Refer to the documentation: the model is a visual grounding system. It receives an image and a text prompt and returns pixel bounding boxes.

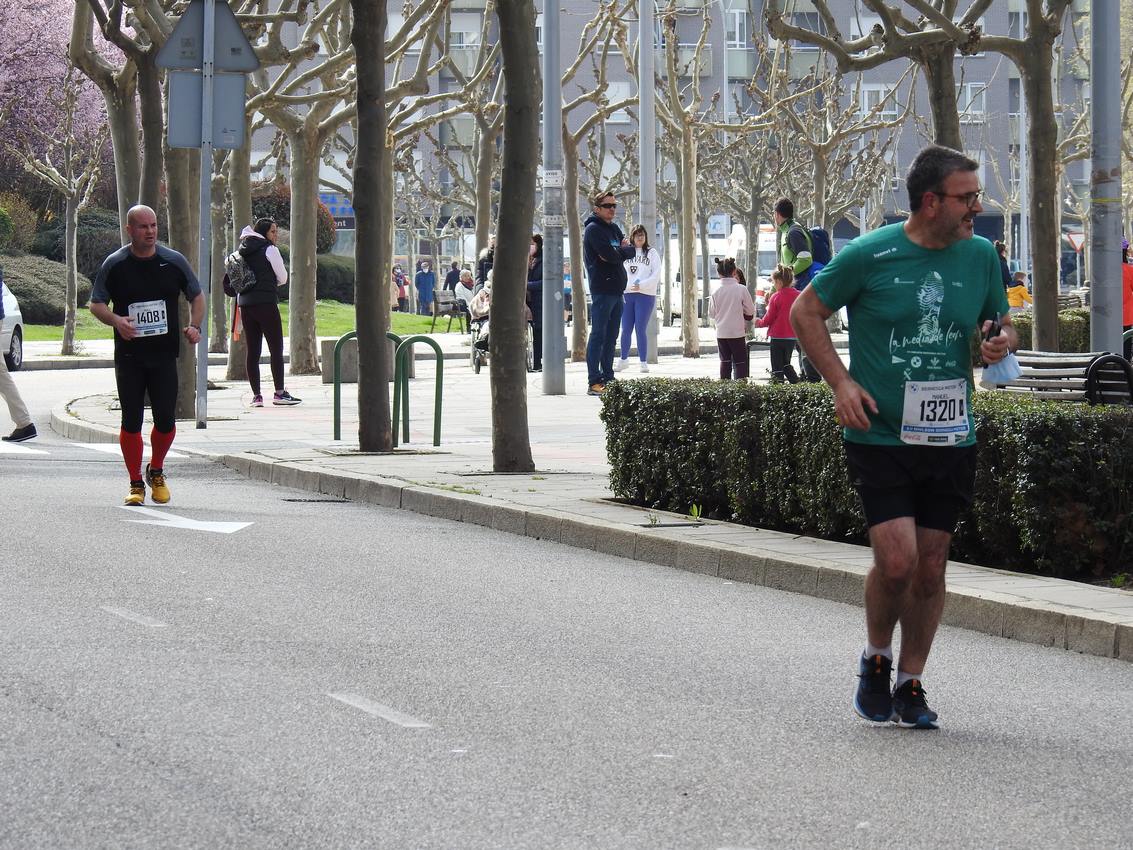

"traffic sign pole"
[195,0,215,429]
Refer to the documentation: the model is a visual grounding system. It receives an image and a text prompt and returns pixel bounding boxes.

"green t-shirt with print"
[811,222,1009,447]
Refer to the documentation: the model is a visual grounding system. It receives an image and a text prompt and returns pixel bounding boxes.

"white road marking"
[76,443,186,459]
[652,753,675,759]
[0,441,47,454]
[118,506,252,534]
[327,693,432,728]
[100,606,168,628]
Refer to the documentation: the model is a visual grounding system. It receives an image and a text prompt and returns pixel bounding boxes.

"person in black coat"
[995,241,1012,292]
[527,234,544,371]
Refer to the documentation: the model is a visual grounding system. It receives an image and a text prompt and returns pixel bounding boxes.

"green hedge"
[601,379,1133,580]
[0,254,93,323]
[30,207,123,282]
[272,248,355,304]
[251,181,337,253]
[1009,308,1091,352]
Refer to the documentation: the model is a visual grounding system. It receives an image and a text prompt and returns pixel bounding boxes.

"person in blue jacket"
[582,189,635,395]
[415,261,436,315]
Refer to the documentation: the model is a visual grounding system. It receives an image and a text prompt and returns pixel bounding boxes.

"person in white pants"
[0,278,35,442]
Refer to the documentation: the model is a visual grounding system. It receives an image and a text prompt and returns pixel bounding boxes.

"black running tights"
[241,302,285,396]
[115,357,178,433]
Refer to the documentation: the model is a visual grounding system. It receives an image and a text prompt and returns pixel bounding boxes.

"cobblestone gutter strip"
[221,452,1132,665]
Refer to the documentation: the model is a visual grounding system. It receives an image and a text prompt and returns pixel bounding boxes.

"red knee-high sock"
[119,429,144,481]
[150,426,176,470]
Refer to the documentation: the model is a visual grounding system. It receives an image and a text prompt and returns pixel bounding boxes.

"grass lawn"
[23,301,456,343]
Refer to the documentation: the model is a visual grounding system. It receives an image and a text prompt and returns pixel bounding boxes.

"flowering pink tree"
[0,2,110,204]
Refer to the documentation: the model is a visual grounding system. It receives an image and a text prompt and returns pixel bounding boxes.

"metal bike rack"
[392,335,444,447]
[332,330,404,441]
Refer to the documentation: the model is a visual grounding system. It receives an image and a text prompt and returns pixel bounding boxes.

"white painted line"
[118,506,252,534]
[652,753,675,759]
[76,443,186,459]
[327,692,432,728]
[0,441,47,455]
[101,606,168,628]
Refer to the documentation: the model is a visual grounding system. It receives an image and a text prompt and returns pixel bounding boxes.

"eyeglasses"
[933,189,983,209]
[597,203,617,209]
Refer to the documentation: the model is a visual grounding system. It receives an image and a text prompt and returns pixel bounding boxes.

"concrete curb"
[49,403,1131,664]
[210,451,1127,664]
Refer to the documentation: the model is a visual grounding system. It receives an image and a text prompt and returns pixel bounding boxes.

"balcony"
[447,45,485,78]
[726,47,755,79]
[439,116,476,148]
[657,45,713,77]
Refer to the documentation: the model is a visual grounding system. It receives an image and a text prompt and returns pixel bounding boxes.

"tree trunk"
[491,0,537,473]
[69,3,139,238]
[475,120,496,252]
[209,172,228,353]
[352,0,393,452]
[62,194,80,356]
[918,45,962,150]
[163,146,199,420]
[1023,54,1061,351]
[226,125,252,380]
[564,138,588,360]
[138,51,165,210]
[661,211,672,326]
[679,125,699,357]
[287,130,321,374]
[698,211,711,328]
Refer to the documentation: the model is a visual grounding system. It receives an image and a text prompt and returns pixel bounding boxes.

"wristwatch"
[189,324,201,332]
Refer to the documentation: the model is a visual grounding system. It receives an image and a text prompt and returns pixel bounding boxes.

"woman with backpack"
[235,218,300,407]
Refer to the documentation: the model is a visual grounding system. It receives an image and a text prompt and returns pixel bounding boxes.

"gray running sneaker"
[854,654,894,723]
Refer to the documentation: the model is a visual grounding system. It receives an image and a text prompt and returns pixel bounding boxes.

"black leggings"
[769,338,800,383]
[115,357,178,433]
[241,302,285,396]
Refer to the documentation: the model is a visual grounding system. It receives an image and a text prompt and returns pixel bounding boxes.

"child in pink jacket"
[755,264,801,383]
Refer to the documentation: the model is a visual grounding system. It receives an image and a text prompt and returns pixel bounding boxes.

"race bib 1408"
[128,299,169,337]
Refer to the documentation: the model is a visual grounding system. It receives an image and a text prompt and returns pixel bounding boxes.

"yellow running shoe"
[124,480,145,506]
[145,463,170,504]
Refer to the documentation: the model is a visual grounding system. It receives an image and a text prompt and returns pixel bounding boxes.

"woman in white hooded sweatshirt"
[616,224,662,372]
[236,218,299,407]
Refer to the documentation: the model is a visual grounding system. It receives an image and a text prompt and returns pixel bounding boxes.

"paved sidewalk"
[46,333,1133,665]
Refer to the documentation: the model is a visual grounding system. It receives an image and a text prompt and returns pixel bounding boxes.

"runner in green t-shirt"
[790,145,1017,730]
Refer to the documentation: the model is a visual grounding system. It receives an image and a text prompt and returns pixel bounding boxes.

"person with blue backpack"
[774,197,830,382]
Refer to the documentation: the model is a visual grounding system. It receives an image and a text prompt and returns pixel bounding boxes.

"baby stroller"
[469,317,490,374]
[468,316,535,374]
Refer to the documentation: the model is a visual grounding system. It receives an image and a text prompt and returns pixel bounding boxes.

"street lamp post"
[640,0,658,364]
[542,0,566,394]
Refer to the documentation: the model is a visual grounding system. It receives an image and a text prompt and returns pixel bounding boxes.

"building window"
[725,10,749,49]
[790,13,823,50]
[847,15,882,41]
[449,12,481,48]
[858,83,898,120]
[606,81,633,123]
[956,83,986,123]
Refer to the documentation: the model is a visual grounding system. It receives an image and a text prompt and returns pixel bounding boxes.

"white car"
[2,280,24,371]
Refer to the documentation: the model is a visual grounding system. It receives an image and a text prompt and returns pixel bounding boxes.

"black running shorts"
[843,441,978,533]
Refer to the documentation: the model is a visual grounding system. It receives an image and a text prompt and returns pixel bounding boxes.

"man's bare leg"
[895,527,951,676]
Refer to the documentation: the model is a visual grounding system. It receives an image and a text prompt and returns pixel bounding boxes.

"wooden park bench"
[430,289,469,334]
[982,349,1133,405]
